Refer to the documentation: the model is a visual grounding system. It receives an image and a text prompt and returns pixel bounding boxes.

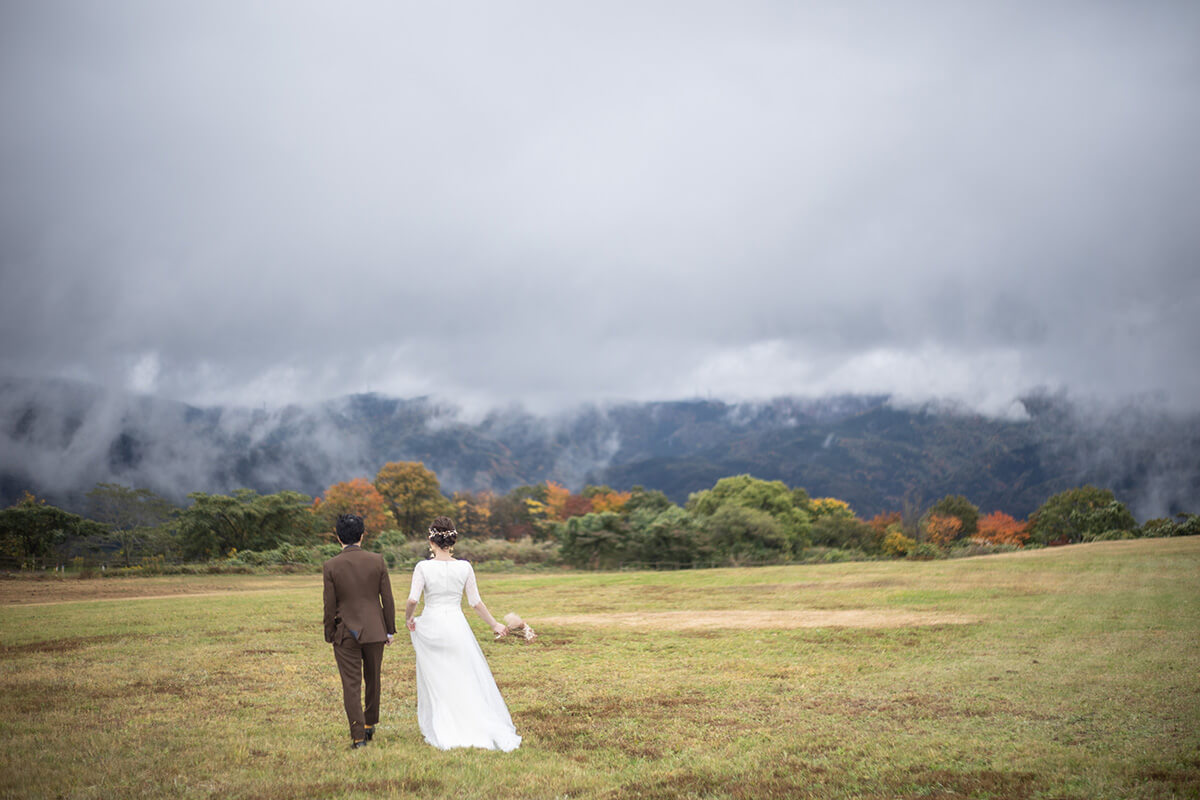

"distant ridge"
[1,377,1197,520]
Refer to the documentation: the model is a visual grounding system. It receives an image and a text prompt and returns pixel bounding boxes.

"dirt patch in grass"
[237,777,443,800]
[875,767,1042,800]
[1138,756,1200,796]
[0,634,122,655]
[606,757,833,800]
[522,692,711,756]
[539,609,976,630]
[606,771,726,800]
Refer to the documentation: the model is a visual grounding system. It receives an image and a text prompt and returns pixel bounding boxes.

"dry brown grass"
[539,609,977,629]
[0,573,319,605]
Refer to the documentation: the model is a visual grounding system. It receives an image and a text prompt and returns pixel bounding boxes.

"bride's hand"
[492,623,509,639]
[406,618,416,632]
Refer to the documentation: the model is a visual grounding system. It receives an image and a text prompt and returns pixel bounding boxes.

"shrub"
[1141,518,1176,538]
[949,541,1022,558]
[906,542,944,561]
[475,559,517,572]
[882,530,915,558]
[1087,529,1135,542]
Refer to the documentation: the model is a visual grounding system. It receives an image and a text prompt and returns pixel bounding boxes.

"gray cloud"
[2,1,1198,413]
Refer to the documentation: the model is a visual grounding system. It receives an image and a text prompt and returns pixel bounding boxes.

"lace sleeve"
[464,562,481,607]
[407,562,425,603]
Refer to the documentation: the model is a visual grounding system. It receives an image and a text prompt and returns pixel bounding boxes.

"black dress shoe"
[351,739,368,749]
[364,726,375,742]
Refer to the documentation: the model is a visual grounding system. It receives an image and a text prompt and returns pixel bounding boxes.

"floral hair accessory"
[428,528,457,537]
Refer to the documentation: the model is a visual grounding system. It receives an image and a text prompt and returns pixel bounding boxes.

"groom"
[323,514,396,748]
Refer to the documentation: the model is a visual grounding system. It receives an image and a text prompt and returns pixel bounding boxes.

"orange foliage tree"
[544,481,571,521]
[975,511,1030,547]
[924,513,963,547]
[589,489,631,514]
[311,478,394,537]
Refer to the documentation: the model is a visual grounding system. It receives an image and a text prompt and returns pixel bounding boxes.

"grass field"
[2,538,1198,799]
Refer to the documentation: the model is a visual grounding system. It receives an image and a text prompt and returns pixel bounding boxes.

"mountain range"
[2,377,1197,521]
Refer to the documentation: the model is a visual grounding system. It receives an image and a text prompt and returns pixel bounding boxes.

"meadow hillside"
[1,538,1197,799]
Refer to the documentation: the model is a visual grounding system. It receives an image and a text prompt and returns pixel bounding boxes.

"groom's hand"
[386,633,395,645]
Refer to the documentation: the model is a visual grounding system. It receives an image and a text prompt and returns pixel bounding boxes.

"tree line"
[1,462,1196,572]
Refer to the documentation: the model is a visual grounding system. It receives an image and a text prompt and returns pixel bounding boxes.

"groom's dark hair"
[335,514,365,544]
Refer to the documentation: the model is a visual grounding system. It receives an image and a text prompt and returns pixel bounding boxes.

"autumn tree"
[588,488,632,514]
[373,461,453,538]
[869,511,903,534]
[923,513,963,547]
[544,481,595,521]
[809,497,855,521]
[922,495,979,539]
[489,485,546,540]
[452,490,493,537]
[312,478,394,537]
[544,481,570,521]
[564,493,594,519]
[975,511,1030,547]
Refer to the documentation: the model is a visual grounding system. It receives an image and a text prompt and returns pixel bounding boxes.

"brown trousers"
[332,639,386,741]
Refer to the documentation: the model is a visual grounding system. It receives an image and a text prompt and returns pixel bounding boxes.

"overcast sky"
[2,1,1198,417]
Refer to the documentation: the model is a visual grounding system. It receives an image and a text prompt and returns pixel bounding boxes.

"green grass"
[2,538,1198,799]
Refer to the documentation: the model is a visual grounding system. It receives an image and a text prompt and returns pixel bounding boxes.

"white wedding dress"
[407,559,521,751]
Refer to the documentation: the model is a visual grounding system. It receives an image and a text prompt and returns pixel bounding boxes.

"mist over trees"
[2,379,1198,526]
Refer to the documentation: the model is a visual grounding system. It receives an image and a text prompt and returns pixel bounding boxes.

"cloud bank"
[2,2,1198,414]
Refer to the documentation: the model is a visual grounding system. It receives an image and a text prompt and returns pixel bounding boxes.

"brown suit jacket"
[323,545,396,645]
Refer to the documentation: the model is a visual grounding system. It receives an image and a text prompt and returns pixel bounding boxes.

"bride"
[405,516,521,752]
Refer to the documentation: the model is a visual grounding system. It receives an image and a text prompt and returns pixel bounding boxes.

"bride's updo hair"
[427,516,458,550]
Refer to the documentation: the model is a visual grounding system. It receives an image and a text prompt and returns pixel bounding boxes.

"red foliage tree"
[869,511,902,533]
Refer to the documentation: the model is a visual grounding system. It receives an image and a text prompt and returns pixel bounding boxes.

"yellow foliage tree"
[373,461,453,538]
[881,524,915,557]
[809,497,855,520]
[453,491,493,537]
